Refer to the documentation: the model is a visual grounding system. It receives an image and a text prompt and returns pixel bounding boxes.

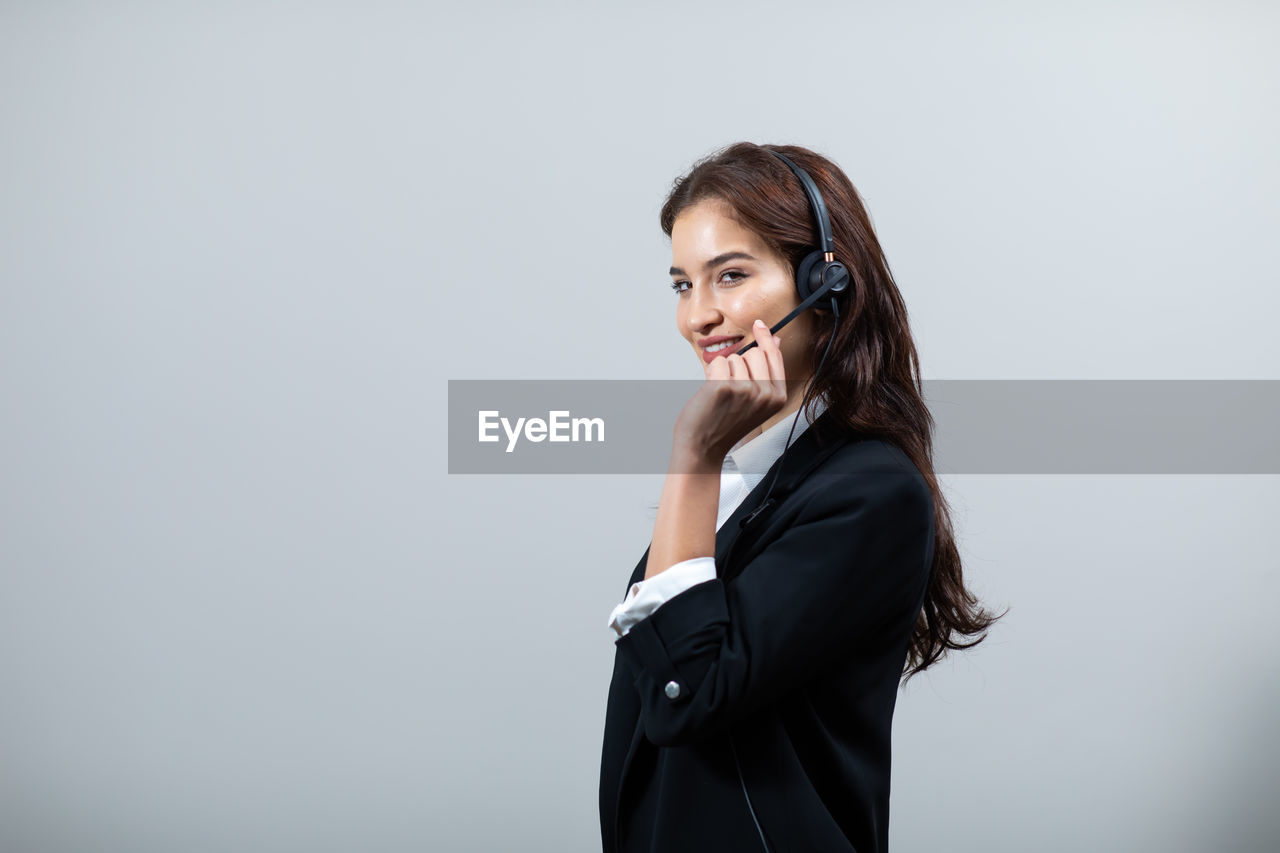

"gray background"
[2,2,1278,852]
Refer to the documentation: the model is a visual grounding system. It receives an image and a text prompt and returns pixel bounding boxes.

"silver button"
[664,680,682,700]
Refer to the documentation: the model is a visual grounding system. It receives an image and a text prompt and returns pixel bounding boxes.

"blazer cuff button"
[664,680,682,700]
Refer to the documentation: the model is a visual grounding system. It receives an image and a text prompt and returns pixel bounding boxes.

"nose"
[684,282,723,335]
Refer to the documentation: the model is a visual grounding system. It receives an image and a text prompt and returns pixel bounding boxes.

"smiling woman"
[669,210,818,385]
[598,142,1005,853]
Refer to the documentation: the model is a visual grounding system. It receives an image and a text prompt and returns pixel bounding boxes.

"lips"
[699,336,744,363]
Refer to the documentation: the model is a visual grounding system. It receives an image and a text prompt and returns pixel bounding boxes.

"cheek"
[728,291,777,326]
[761,282,801,319]
[780,316,817,365]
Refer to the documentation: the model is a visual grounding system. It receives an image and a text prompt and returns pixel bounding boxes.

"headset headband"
[767,149,836,256]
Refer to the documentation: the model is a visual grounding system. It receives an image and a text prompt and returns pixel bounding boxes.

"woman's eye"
[669,271,747,295]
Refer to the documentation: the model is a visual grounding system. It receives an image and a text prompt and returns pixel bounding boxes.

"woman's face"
[669,198,816,381]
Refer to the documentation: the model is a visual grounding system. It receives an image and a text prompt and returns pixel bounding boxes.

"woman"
[599,142,1003,853]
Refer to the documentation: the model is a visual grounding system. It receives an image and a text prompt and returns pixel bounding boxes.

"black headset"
[726,148,853,853]
[733,148,852,356]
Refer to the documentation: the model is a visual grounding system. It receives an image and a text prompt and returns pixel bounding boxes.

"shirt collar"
[724,394,831,481]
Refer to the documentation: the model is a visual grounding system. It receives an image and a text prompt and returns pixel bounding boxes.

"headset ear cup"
[795,252,852,310]
[794,250,826,302]
[825,261,851,295]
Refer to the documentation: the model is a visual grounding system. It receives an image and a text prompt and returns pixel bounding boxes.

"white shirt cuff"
[607,557,718,639]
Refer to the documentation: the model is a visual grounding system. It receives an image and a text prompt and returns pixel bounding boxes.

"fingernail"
[754,319,765,328]
[773,335,781,344]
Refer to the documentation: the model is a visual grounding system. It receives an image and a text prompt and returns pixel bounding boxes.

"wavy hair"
[659,141,1005,681]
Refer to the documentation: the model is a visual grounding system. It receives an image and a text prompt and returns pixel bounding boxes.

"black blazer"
[599,409,936,853]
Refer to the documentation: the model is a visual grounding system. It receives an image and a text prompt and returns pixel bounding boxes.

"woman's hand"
[673,319,788,464]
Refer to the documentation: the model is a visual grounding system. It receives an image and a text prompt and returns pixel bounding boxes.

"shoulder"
[794,436,934,517]
[825,436,922,475]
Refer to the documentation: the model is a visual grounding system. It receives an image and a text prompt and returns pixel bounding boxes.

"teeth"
[706,339,741,353]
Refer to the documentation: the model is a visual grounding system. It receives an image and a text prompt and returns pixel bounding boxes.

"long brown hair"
[659,141,1004,681]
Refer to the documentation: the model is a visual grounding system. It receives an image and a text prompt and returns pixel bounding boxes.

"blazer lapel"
[713,407,851,581]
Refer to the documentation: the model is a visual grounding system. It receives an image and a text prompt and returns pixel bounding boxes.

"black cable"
[730,295,841,851]
[730,735,772,852]
[744,293,840,525]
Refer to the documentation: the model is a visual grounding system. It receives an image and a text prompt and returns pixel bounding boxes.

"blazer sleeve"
[613,461,933,747]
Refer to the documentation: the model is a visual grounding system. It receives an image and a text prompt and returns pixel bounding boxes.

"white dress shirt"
[607,395,830,639]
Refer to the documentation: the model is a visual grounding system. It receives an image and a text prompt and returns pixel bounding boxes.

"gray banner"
[447,380,1280,474]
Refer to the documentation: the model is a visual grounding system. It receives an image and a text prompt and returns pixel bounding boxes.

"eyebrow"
[669,251,759,277]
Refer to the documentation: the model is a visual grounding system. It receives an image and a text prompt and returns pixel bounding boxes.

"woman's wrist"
[668,442,725,476]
